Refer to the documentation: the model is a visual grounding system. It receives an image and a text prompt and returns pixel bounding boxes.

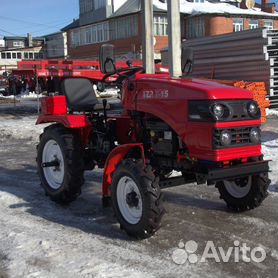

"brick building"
[62,0,278,60]
[0,34,45,72]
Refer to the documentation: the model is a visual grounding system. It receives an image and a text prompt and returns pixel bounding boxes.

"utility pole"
[167,0,182,78]
[142,0,154,74]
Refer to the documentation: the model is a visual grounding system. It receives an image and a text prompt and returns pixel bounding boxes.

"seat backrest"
[61,78,98,111]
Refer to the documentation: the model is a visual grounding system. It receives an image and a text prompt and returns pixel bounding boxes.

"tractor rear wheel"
[37,124,84,204]
[216,174,270,212]
[111,159,165,239]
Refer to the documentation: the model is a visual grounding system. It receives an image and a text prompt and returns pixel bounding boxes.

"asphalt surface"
[0,100,277,278]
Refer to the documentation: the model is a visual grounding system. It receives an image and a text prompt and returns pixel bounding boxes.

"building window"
[12,52,16,59]
[71,30,80,47]
[6,52,11,59]
[264,20,273,30]
[80,28,86,45]
[94,0,105,10]
[24,52,28,59]
[92,25,97,43]
[249,19,258,29]
[17,52,22,59]
[85,26,92,44]
[71,21,110,47]
[154,15,168,36]
[110,15,138,40]
[187,17,205,38]
[97,24,103,42]
[29,52,33,59]
[103,22,109,41]
[233,18,244,32]
[1,53,6,59]
[13,41,24,47]
[80,0,93,13]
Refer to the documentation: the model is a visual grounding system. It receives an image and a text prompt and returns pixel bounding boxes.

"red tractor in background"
[36,44,270,238]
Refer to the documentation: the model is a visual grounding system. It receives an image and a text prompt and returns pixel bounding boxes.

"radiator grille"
[213,126,260,149]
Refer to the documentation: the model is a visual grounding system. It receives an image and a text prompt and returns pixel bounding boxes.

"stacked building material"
[265,29,278,109]
[233,81,270,123]
[163,28,278,109]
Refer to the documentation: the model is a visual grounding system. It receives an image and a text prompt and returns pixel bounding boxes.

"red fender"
[102,143,145,197]
[36,115,92,146]
[36,114,92,128]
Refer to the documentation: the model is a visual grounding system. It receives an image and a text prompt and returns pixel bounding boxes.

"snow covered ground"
[267,108,278,118]
[0,102,277,278]
[0,88,119,101]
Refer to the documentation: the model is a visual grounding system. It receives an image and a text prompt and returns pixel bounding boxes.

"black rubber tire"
[216,174,270,212]
[37,124,84,204]
[111,159,165,239]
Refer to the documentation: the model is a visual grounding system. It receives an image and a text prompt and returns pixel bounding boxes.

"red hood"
[136,74,253,100]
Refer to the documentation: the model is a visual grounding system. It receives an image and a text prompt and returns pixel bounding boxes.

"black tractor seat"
[61,78,110,112]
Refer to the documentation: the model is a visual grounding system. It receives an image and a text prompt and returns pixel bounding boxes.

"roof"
[112,0,278,18]
[110,0,167,18]
[44,31,65,37]
[3,36,45,40]
[178,1,278,17]
[61,19,80,31]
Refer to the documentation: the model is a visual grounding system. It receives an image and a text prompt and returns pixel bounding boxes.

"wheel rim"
[42,139,64,190]
[116,176,143,225]
[224,176,252,198]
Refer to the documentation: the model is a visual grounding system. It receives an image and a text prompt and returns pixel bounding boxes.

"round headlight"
[212,104,224,119]
[220,130,232,146]
[247,101,259,117]
[250,127,260,144]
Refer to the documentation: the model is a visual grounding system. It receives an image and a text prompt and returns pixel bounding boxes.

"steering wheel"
[102,66,143,83]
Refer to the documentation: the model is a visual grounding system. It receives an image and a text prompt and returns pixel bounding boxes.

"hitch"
[42,160,60,168]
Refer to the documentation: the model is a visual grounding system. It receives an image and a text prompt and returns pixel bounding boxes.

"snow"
[261,124,278,192]
[0,114,276,192]
[1,89,119,101]
[0,116,45,142]
[0,91,42,101]
[266,108,278,118]
[152,0,278,17]
[0,103,277,277]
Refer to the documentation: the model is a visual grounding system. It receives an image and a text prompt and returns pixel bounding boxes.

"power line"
[0,28,18,36]
[0,15,71,29]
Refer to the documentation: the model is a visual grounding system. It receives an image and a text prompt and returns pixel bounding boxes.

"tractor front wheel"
[111,159,165,239]
[216,174,270,212]
[37,124,84,204]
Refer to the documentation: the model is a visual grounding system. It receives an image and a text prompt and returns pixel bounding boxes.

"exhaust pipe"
[142,0,154,74]
[167,0,182,78]
[142,0,182,77]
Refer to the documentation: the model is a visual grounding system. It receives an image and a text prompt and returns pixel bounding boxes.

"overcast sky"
[0,0,79,38]
[0,0,276,38]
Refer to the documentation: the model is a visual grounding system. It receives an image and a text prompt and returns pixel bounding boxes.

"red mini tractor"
[36,45,270,238]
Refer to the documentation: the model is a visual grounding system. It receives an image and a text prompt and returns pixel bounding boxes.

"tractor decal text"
[142,89,169,99]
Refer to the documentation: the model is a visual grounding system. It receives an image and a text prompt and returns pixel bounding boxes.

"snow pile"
[261,129,278,192]
[0,116,45,142]
[153,0,278,17]
[267,109,278,118]
[0,91,42,101]
[20,91,42,100]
